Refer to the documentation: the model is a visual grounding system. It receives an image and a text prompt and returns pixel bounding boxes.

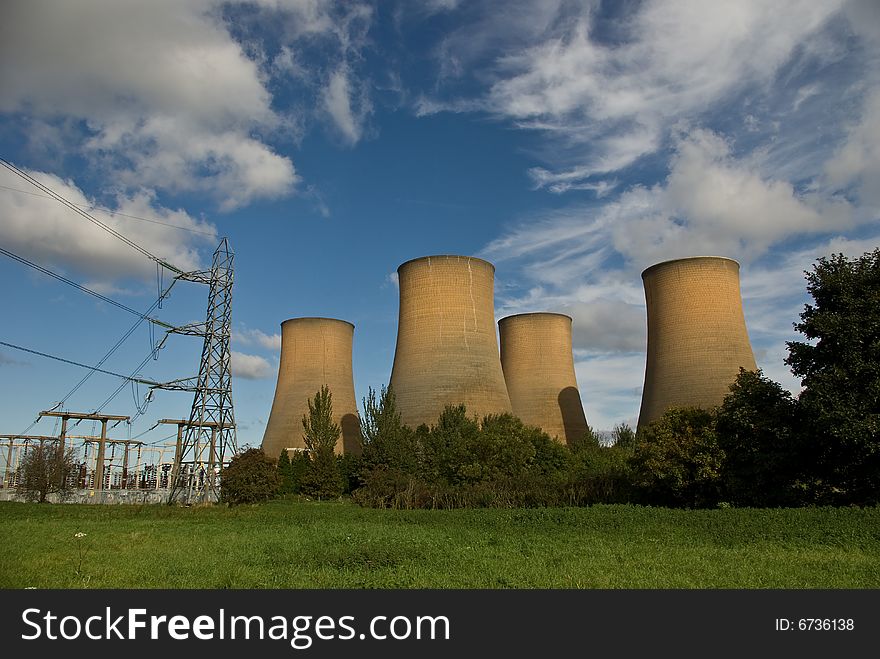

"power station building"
[637,256,757,430]
[261,317,360,457]
[389,255,513,429]
[499,312,588,445]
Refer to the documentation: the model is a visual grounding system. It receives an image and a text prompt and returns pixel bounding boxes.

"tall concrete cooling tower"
[261,317,360,458]
[389,255,512,429]
[637,256,757,430]
[499,312,589,445]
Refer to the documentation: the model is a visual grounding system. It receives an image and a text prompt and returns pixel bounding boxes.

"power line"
[0,245,172,327]
[0,184,217,237]
[48,280,177,409]
[131,422,160,441]
[0,158,185,274]
[93,345,165,417]
[0,340,160,387]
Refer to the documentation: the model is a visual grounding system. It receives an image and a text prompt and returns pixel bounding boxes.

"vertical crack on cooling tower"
[467,258,476,351]
[430,256,443,343]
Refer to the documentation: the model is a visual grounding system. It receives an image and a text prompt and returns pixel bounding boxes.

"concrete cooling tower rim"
[499,312,572,324]
[397,254,496,273]
[641,256,741,279]
[280,317,355,329]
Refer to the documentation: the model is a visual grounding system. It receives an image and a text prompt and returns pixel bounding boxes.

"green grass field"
[1,499,878,588]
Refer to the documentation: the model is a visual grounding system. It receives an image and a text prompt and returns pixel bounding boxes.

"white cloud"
[562,300,646,354]
[323,65,372,145]
[424,0,463,13]
[0,0,389,208]
[235,328,282,351]
[425,0,848,186]
[646,128,851,264]
[824,89,880,208]
[574,353,645,431]
[231,351,273,380]
[0,166,216,283]
[488,127,859,279]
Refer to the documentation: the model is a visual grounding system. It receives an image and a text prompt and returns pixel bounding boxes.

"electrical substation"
[0,159,236,505]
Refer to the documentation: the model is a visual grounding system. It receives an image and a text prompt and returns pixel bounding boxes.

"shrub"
[566,440,633,504]
[15,443,76,503]
[337,452,363,495]
[629,407,724,508]
[567,424,603,454]
[220,448,280,505]
[419,405,482,486]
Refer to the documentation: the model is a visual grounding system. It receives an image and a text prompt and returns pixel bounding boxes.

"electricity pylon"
[165,238,237,503]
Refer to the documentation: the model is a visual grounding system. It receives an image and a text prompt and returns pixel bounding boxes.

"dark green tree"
[301,385,345,499]
[15,442,76,503]
[715,368,804,506]
[289,450,311,494]
[785,249,880,505]
[567,423,602,454]
[419,405,481,486]
[629,407,724,507]
[336,452,363,494]
[219,448,280,505]
[277,449,295,495]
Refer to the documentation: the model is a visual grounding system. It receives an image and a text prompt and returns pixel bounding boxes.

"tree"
[301,385,345,499]
[629,407,724,508]
[611,423,637,450]
[785,249,880,505]
[219,448,280,505]
[360,386,419,474]
[715,368,805,506]
[419,405,481,486]
[277,449,295,495]
[15,442,76,503]
[567,423,602,454]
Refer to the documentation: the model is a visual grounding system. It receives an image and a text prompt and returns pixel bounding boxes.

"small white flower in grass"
[75,532,87,538]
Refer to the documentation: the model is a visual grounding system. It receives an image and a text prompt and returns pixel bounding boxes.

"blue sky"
[1,0,878,451]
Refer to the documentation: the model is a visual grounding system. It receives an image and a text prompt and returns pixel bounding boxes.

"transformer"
[389,255,513,429]
[261,317,360,458]
[637,256,757,430]
[499,312,589,444]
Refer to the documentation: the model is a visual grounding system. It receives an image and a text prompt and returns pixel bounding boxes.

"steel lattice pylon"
[167,238,237,503]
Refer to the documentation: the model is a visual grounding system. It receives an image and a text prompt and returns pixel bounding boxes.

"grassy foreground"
[1,499,878,588]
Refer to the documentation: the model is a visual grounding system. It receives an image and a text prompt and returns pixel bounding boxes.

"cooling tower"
[499,312,589,445]
[261,317,360,458]
[637,256,757,430]
[389,255,513,429]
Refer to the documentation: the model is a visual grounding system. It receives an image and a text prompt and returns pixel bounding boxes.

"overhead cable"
[0,340,161,386]
[0,158,184,274]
